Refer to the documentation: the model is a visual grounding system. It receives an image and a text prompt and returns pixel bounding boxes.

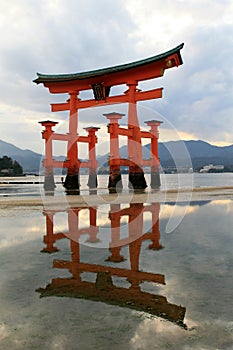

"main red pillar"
[64,91,80,194]
[128,203,144,290]
[126,83,147,190]
[107,204,125,262]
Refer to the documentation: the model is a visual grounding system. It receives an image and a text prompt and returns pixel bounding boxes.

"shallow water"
[1,172,233,197]
[0,200,232,349]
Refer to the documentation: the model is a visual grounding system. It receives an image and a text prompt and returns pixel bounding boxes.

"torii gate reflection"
[38,202,186,327]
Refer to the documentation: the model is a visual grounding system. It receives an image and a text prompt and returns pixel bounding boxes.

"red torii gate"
[34,43,184,192]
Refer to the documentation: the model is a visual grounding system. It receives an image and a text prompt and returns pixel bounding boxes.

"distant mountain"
[0,140,42,172]
[98,140,233,170]
[1,138,233,173]
[157,140,233,159]
[155,140,233,168]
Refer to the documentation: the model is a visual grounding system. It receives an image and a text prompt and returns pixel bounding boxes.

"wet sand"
[1,186,233,209]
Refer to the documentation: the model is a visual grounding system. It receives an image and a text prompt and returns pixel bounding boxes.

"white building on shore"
[199,164,224,173]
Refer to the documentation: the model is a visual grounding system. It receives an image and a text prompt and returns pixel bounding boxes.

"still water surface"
[0,200,232,349]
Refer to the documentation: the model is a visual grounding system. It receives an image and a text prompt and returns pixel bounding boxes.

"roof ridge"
[33,43,184,84]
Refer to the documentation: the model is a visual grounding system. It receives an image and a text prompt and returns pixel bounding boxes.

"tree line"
[0,156,23,176]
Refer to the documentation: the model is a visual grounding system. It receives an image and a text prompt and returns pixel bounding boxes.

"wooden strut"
[51,88,163,112]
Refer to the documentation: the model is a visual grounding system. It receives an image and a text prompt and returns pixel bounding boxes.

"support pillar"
[145,120,163,189]
[107,204,125,262]
[41,210,59,253]
[64,91,80,194]
[148,203,163,250]
[86,207,100,243]
[84,127,100,190]
[39,120,58,193]
[104,112,124,193]
[70,239,82,283]
[126,84,147,190]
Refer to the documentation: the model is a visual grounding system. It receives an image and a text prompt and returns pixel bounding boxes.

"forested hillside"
[0,156,23,176]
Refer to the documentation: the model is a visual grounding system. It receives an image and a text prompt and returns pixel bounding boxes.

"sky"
[0,0,232,156]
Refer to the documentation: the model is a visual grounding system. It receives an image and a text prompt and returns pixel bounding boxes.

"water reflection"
[1,199,233,348]
[37,202,187,328]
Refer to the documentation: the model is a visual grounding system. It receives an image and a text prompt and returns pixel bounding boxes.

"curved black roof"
[34,43,184,84]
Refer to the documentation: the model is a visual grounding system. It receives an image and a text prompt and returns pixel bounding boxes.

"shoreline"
[0,186,233,209]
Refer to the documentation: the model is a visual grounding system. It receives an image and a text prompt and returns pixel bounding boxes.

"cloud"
[0,211,43,249]
[130,317,233,350]
[0,0,233,152]
[122,1,233,144]
[0,0,136,107]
